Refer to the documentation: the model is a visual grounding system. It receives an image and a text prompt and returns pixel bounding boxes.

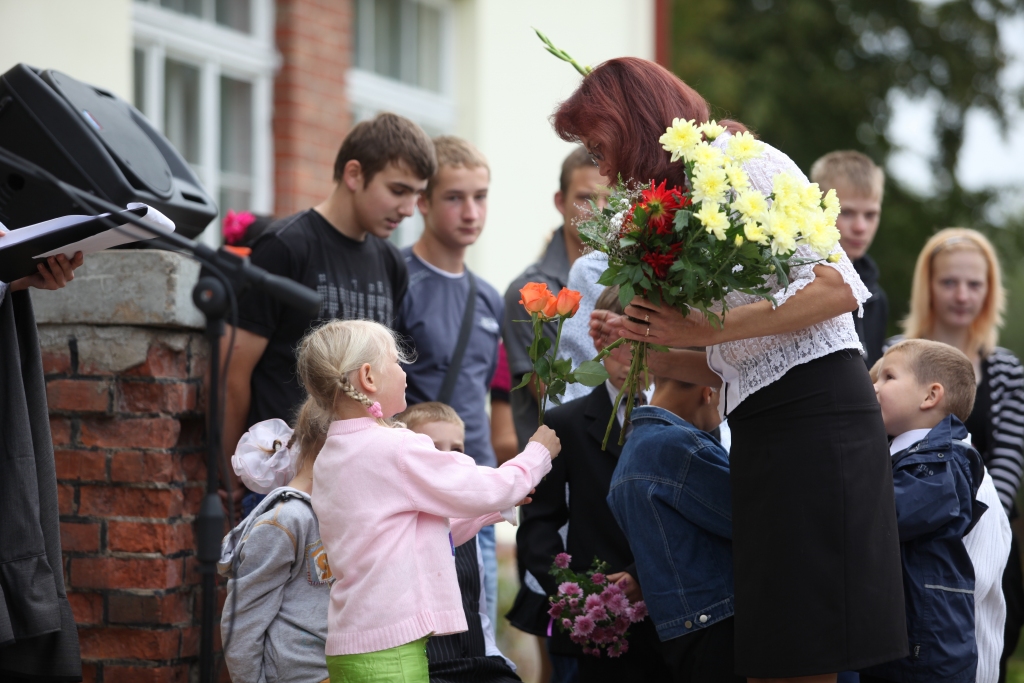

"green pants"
[326,636,429,683]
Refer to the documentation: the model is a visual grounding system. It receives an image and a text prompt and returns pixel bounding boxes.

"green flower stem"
[601,339,649,450]
[539,315,568,426]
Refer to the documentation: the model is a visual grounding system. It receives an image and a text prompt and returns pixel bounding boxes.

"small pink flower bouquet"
[547,553,647,658]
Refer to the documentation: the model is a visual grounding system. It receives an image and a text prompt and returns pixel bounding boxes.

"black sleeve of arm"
[236,234,294,338]
[516,443,569,597]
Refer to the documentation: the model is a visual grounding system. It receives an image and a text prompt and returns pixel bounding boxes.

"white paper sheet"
[33,203,175,258]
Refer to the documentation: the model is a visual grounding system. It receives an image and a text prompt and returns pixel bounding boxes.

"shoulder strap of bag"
[437,271,476,405]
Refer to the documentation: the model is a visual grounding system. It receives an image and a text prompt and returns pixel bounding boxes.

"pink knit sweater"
[311,417,552,655]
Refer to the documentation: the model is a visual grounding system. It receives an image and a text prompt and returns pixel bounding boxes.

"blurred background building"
[0,0,660,295]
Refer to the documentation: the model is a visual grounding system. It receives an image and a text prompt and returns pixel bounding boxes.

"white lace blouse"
[705,134,870,416]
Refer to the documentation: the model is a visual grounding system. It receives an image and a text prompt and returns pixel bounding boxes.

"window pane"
[133,48,146,111]
[220,76,253,175]
[216,0,251,32]
[417,4,441,92]
[164,59,201,165]
[374,0,401,80]
[160,0,202,17]
[219,187,252,215]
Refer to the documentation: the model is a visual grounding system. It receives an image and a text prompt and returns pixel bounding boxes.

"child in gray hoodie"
[219,400,332,683]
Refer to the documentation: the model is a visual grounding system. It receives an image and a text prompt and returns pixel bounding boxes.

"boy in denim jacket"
[861,339,985,683]
[607,377,744,683]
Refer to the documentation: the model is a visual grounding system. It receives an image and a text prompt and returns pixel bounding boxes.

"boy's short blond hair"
[883,339,976,421]
[395,402,465,432]
[810,150,885,201]
[425,136,489,197]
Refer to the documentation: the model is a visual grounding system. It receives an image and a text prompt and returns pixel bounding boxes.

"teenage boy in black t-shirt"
[222,113,436,516]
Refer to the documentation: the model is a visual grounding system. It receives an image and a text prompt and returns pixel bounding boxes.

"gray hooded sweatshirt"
[219,487,331,683]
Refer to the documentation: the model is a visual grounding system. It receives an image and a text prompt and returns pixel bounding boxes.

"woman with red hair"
[571,58,908,682]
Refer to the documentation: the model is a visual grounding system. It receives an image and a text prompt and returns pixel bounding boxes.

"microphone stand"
[0,145,321,683]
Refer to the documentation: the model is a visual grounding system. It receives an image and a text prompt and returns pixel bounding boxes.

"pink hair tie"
[368,402,384,418]
[223,210,256,245]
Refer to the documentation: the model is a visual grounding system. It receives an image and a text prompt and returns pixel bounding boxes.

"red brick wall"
[273,0,354,217]
[44,329,211,683]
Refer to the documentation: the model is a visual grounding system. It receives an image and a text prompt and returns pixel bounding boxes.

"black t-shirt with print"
[236,209,408,428]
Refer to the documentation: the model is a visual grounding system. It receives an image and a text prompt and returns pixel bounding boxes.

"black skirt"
[727,350,908,677]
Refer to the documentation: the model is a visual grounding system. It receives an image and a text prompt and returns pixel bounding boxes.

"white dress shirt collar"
[890,428,934,456]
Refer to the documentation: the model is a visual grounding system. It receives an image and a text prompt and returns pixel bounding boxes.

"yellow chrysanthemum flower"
[731,189,769,224]
[734,234,744,247]
[827,252,842,263]
[725,131,765,163]
[695,203,729,241]
[659,118,701,162]
[699,120,727,140]
[805,219,841,258]
[743,220,769,245]
[687,142,726,168]
[691,165,729,205]
[724,163,750,191]
[822,189,841,223]
[800,182,823,210]
[765,208,798,255]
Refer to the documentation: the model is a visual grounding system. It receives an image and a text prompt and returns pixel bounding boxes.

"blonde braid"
[338,375,375,410]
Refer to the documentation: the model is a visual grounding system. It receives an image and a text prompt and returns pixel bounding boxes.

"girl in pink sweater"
[298,320,560,682]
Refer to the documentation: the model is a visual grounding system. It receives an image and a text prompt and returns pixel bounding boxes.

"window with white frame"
[350,0,456,247]
[132,0,277,245]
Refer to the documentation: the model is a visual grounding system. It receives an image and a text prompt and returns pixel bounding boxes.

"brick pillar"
[32,251,212,683]
[273,0,354,217]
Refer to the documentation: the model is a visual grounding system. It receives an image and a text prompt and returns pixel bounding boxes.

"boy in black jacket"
[508,287,669,683]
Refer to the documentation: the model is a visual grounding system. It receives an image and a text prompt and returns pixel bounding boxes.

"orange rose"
[542,295,559,318]
[555,288,583,317]
[520,282,555,314]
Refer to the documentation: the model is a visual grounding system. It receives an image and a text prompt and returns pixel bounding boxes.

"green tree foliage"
[670,0,1023,344]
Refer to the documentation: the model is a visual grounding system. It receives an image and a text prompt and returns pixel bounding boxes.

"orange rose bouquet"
[514,283,609,425]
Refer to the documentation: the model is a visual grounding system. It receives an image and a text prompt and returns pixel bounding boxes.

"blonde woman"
[888,227,1024,682]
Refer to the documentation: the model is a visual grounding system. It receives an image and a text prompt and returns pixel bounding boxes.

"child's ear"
[356,363,375,395]
[702,387,714,405]
[920,382,945,411]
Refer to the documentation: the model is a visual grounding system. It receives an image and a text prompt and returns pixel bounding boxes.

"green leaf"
[536,337,552,356]
[534,355,550,379]
[512,373,533,391]
[552,358,572,376]
[548,379,567,397]
[772,256,789,288]
[597,268,618,286]
[619,236,637,247]
[618,283,635,311]
[573,360,610,387]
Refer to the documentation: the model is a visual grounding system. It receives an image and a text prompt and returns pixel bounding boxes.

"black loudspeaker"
[0,64,217,238]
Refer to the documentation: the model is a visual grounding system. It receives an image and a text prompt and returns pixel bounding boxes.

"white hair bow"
[231,418,297,493]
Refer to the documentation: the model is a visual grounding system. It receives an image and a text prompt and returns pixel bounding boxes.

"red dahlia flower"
[641,242,683,279]
[637,179,687,235]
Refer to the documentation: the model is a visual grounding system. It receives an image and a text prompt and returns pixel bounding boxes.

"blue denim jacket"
[863,415,983,683]
[606,406,734,642]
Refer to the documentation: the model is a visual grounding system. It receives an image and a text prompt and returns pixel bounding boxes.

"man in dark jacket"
[810,150,888,367]
[502,147,608,450]
[0,254,84,681]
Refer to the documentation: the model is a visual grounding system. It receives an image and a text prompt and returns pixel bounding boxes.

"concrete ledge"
[31,250,203,329]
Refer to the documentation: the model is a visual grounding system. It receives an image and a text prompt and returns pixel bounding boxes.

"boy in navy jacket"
[862,339,985,683]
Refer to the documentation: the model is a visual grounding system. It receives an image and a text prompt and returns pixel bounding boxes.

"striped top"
[980,347,1024,513]
[887,337,1024,515]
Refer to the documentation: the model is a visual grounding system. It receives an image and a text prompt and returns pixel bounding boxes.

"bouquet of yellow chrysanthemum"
[579,119,842,447]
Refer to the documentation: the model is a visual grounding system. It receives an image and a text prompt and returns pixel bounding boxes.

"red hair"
[552,57,747,189]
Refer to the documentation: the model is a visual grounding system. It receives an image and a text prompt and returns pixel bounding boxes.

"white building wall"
[0,0,133,100]
[456,0,655,296]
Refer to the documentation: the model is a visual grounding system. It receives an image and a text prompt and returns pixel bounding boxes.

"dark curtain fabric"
[0,290,82,682]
